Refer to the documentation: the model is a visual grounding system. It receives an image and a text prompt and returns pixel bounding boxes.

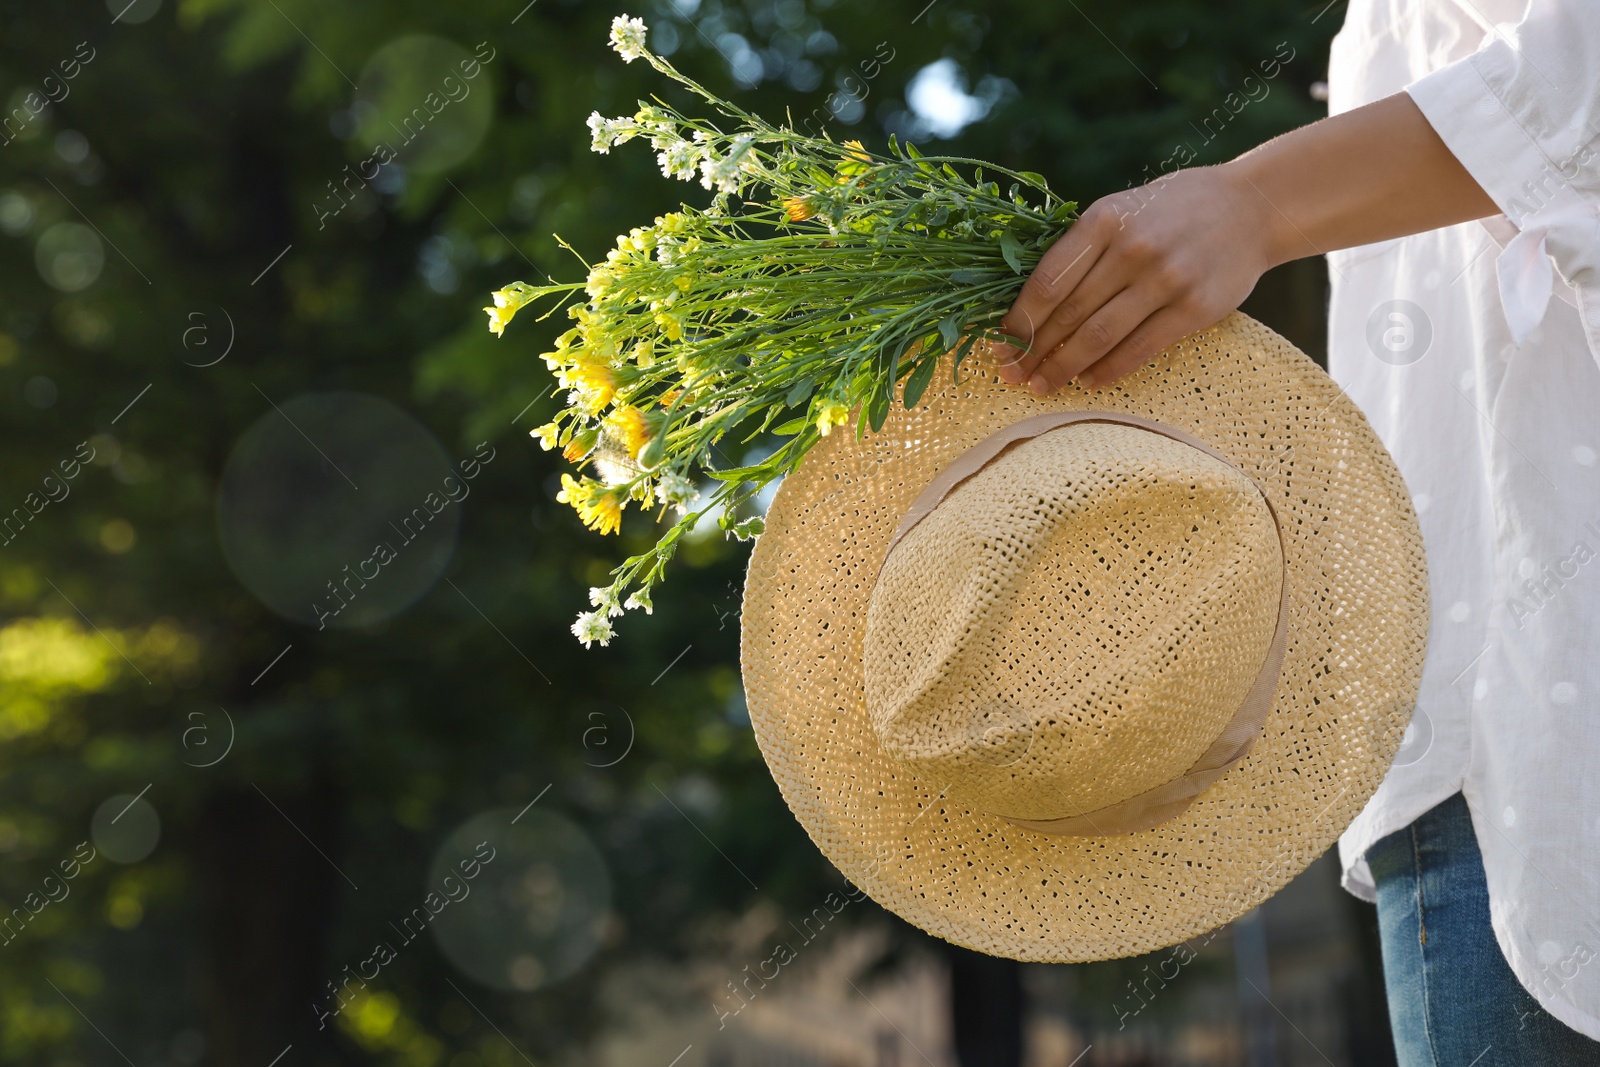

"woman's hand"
[988,91,1499,394]
[988,163,1274,393]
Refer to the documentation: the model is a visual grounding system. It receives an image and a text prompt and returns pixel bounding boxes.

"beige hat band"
[876,409,1292,837]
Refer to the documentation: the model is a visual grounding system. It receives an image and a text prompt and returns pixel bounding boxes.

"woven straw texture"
[738,311,1429,961]
[865,420,1284,824]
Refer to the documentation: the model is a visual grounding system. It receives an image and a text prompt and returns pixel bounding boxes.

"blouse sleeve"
[1405,2,1600,360]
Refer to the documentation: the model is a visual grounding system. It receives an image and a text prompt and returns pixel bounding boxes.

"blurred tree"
[0,0,1339,1064]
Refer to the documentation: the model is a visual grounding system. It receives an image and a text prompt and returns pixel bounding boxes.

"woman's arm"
[991,91,1499,393]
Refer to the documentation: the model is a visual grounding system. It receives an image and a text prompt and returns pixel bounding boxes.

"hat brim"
[738,311,1429,961]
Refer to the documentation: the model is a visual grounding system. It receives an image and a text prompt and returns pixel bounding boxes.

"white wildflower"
[656,140,700,181]
[653,469,698,514]
[699,156,740,194]
[586,111,635,154]
[698,134,753,193]
[609,15,649,63]
[589,585,625,618]
[572,610,616,648]
[624,587,655,615]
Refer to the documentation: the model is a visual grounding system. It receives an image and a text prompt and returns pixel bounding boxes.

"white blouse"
[1328,0,1600,1039]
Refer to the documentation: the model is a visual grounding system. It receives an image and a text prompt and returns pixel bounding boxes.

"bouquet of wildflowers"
[487,15,1077,647]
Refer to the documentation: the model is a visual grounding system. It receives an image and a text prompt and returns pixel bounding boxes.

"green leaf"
[951,332,980,385]
[952,331,979,369]
[707,455,779,482]
[785,379,813,407]
[772,415,809,436]
[1000,228,1024,275]
[867,379,891,432]
[949,268,1000,285]
[1018,171,1048,188]
[937,312,960,352]
[902,353,940,409]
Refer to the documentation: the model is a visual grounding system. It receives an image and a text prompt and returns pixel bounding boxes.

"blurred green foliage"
[0,0,1335,1063]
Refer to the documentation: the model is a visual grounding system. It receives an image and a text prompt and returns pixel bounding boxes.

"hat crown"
[862,421,1283,823]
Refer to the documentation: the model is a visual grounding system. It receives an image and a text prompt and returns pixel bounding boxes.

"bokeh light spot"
[215,392,461,629]
[35,222,104,292]
[429,807,611,992]
[353,36,494,176]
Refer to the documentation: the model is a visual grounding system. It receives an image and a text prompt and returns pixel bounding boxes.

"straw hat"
[738,311,1428,961]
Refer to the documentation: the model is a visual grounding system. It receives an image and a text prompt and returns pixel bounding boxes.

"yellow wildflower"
[530,422,560,450]
[566,362,616,411]
[585,493,624,535]
[485,304,514,336]
[836,139,874,183]
[483,282,537,337]
[603,405,652,460]
[655,310,683,342]
[556,472,590,507]
[783,196,815,222]
[556,474,625,535]
[815,399,851,437]
[585,266,617,300]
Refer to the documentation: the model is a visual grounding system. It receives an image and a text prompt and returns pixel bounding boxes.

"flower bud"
[563,426,600,463]
[637,429,667,470]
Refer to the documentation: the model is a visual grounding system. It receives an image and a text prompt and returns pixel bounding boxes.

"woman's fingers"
[998,263,1128,387]
[1022,257,1132,372]
[992,208,1110,383]
[1025,287,1165,393]
[1075,304,1199,389]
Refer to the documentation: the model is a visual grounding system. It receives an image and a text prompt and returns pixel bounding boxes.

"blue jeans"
[1368,791,1600,1066]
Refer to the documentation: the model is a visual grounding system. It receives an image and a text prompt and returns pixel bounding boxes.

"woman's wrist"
[1218,92,1499,271]
[1214,155,1304,273]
